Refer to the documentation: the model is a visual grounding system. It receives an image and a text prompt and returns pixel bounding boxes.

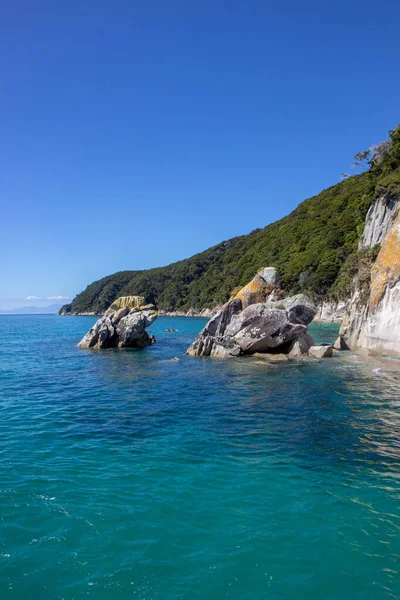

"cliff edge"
[340,192,400,356]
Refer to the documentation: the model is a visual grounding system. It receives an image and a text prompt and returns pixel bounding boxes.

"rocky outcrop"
[78,297,158,349]
[340,193,400,356]
[223,304,307,354]
[187,268,318,358]
[104,296,147,316]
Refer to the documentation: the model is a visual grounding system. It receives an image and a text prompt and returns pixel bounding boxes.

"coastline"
[58,307,346,323]
[59,307,346,323]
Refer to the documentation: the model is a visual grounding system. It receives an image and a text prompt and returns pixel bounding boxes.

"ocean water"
[1,315,400,600]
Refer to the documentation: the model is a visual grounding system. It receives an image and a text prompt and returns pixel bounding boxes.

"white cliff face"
[362,210,400,355]
[314,300,349,322]
[339,291,368,350]
[362,277,400,355]
[359,191,399,249]
[341,197,400,356]
[158,306,222,318]
[315,194,398,328]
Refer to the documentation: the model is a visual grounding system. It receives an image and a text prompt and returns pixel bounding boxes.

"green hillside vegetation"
[61,126,400,315]
[63,271,140,314]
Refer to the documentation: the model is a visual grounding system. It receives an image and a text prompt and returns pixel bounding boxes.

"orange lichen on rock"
[233,267,285,309]
[104,295,147,316]
[233,275,269,309]
[369,213,400,310]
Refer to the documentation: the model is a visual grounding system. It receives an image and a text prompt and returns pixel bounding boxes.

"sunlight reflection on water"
[0,316,399,599]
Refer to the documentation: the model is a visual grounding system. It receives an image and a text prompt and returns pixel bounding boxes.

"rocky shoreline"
[64,189,400,359]
[158,307,220,318]
[76,271,337,360]
[60,305,348,323]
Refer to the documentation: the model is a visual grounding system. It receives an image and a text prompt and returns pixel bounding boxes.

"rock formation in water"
[78,296,158,349]
[339,192,400,356]
[187,268,319,358]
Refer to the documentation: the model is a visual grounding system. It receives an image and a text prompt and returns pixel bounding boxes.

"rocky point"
[187,268,319,358]
[78,296,158,349]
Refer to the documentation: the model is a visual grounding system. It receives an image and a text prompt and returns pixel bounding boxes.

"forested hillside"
[60,126,400,315]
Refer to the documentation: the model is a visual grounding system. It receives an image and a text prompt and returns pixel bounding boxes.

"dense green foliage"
[61,271,140,314]
[330,246,381,306]
[61,126,400,314]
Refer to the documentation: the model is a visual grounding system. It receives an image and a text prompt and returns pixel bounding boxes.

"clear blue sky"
[1,0,399,309]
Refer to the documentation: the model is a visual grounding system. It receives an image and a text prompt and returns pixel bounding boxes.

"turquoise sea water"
[1,315,400,599]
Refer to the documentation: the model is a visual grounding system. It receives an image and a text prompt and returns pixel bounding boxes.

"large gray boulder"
[225,305,306,353]
[186,271,317,358]
[258,267,281,287]
[269,294,316,326]
[78,299,158,349]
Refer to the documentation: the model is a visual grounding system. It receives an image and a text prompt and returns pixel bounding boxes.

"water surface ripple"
[0,315,400,599]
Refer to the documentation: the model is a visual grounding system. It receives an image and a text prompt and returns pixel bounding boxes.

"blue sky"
[1,0,399,309]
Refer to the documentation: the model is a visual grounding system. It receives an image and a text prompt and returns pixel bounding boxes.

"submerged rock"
[187,268,317,358]
[252,352,289,362]
[78,297,158,349]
